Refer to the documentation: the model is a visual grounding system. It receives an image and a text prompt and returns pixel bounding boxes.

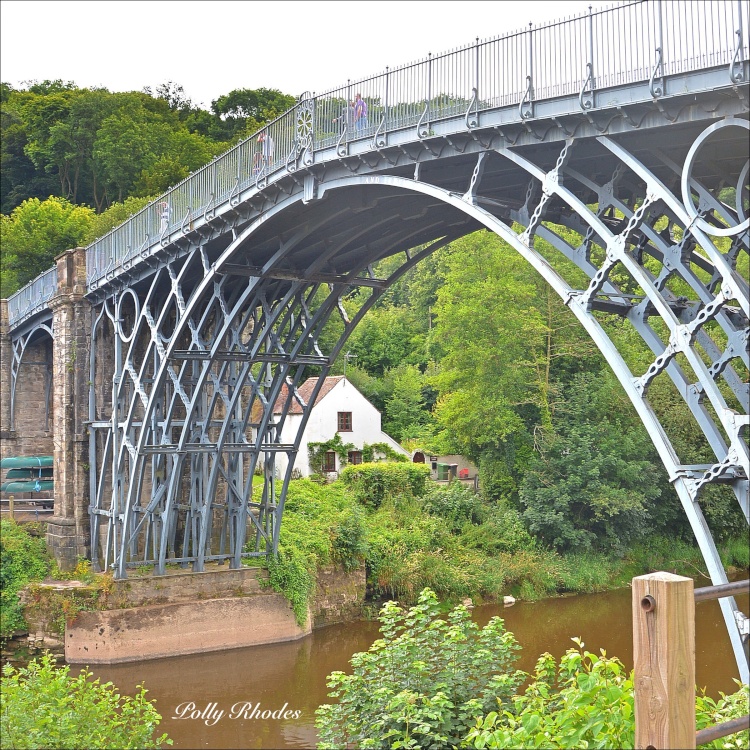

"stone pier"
[46,248,92,569]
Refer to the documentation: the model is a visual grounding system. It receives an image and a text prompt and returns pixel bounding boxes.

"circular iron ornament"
[681,118,750,237]
[736,159,749,223]
[115,287,140,342]
[296,94,314,147]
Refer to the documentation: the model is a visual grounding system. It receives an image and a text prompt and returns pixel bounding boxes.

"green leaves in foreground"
[465,639,750,750]
[1,653,172,749]
[315,588,524,749]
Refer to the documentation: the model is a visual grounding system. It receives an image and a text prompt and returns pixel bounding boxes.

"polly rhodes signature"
[173,701,302,726]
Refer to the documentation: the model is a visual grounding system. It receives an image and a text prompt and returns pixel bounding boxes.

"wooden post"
[8,495,14,520]
[632,572,696,749]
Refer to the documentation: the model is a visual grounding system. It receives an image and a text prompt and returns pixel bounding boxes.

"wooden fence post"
[8,494,14,520]
[632,572,696,749]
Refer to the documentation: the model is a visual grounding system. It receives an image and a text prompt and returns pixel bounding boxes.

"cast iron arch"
[90,123,749,680]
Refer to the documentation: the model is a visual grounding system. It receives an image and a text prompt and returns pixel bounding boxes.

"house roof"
[274,375,344,414]
[250,376,345,423]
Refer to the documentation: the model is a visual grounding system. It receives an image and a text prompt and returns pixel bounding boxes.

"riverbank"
[2,475,748,660]
[266,477,750,623]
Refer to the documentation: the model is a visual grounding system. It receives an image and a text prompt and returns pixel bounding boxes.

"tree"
[383,363,431,442]
[1,653,172,749]
[210,87,295,141]
[315,588,524,749]
[0,196,94,295]
[428,233,549,461]
[520,372,663,555]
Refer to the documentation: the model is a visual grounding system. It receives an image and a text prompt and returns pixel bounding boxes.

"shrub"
[422,482,485,531]
[465,641,635,749]
[341,462,430,508]
[459,502,534,554]
[332,505,369,572]
[1,653,172,749]
[315,588,524,749]
[0,520,49,636]
[466,642,750,749]
[267,547,316,627]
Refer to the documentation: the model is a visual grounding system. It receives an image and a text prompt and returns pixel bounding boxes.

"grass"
[270,478,749,613]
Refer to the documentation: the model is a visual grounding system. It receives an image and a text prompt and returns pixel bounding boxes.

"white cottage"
[268,375,407,477]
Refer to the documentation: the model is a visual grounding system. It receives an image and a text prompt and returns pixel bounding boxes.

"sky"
[1,0,599,109]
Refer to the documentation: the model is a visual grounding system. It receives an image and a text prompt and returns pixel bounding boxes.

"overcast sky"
[1,1,599,108]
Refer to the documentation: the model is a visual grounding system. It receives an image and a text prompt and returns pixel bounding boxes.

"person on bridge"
[353,93,368,132]
[333,101,355,133]
[158,202,170,233]
[254,132,275,175]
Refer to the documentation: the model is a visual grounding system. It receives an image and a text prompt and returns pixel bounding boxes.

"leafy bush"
[466,640,634,749]
[332,505,369,572]
[422,482,485,531]
[267,547,316,627]
[0,521,49,636]
[1,653,172,749]
[520,418,658,555]
[465,641,750,749]
[315,588,524,749]
[341,462,430,508]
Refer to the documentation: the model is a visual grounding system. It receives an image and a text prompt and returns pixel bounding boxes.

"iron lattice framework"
[86,114,749,679]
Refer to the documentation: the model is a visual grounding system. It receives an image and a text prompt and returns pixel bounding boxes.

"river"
[87,584,748,749]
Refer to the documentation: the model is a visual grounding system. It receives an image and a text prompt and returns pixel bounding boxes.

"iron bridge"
[5,0,750,681]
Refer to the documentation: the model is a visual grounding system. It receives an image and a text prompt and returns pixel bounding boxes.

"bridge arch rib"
[90,116,748,681]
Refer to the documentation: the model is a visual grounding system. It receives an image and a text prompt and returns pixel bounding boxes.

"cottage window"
[323,451,337,473]
[348,450,363,465]
[338,411,353,431]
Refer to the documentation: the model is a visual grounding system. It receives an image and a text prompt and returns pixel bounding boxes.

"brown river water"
[85,585,749,750]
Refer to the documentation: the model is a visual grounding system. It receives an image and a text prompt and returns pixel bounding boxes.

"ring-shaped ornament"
[115,287,140,342]
[681,118,750,237]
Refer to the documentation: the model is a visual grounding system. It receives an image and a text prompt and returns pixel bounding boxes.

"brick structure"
[46,248,92,570]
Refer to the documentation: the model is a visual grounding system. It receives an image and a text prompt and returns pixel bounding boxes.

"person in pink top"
[353,93,368,132]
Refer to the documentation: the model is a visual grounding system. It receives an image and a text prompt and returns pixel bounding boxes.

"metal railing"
[5,0,748,322]
[7,267,57,327]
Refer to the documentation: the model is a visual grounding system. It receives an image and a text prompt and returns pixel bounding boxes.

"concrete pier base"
[66,592,311,664]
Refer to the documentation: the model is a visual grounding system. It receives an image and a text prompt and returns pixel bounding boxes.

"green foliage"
[332,505,370,572]
[0,195,95,294]
[695,682,750,749]
[383,364,432,442]
[88,194,155,240]
[428,233,553,460]
[361,442,408,463]
[0,521,49,637]
[465,643,749,750]
[308,433,355,477]
[421,482,485,532]
[465,641,635,749]
[210,88,295,141]
[1,653,172,749]
[520,373,662,555]
[341,462,430,509]
[267,547,316,627]
[315,588,524,749]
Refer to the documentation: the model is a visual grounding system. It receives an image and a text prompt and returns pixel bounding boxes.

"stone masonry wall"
[312,564,367,627]
[46,248,92,570]
[5,337,54,459]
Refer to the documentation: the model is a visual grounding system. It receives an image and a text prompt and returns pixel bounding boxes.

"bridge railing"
[7,267,57,327]
[4,0,747,313]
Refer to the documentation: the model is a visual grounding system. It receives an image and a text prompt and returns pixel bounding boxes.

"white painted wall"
[273,378,407,477]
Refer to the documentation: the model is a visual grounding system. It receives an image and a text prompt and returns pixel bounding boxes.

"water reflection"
[89,586,748,749]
